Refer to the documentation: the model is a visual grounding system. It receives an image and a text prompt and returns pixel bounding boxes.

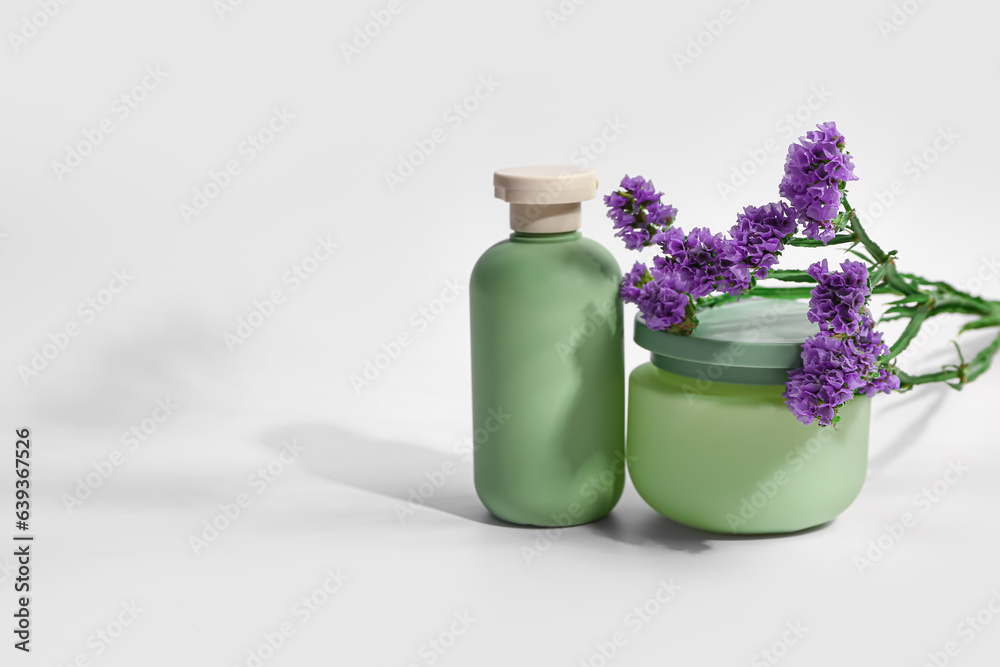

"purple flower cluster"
[608,123,907,425]
[651,227,732,299]
[619,226,733,333]
[805,257,868,335]
[779,121,858,244]
[718,202,798,295]
[612,181,799,332]
[620,262,693,332]
[604,175,677,250]
[784,260,900,426]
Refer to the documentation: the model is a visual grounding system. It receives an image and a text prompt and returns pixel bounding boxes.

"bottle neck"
[510,231,581,244]
[509,202,582,234]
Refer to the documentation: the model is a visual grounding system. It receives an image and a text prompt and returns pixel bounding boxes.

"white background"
[3,0,1000,665]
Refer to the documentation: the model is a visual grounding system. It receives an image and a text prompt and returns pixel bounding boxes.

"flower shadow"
[868,383,950,476]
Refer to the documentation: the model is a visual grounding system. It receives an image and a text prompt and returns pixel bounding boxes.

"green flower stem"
[766,269,818,283]
[894,367,961,389]
[894,328,1000,390]
[967,329,1000,382]
[841,194,1000,389]
[842,204,920,298]
[750,286,816,299]
[695,293,738,309]
[787,234,855,248]
[886,302,931,361]
[842,201,886,262]
[696,284,816,310]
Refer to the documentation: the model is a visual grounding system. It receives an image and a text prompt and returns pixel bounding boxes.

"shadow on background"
[260,422,504,526]
[868,382,950,475]
[28,307,231,428]
[587,508,833,554]
[261,422,830,551]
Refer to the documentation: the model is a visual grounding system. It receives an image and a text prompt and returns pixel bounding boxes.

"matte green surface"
[627,363,870,534]
[470,232,625,526]
[634,299,816,385]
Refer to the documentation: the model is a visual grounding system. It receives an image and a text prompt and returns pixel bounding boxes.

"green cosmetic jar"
[626,298,871,534]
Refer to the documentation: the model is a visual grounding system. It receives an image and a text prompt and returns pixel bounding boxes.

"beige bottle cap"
[494,165,598,233]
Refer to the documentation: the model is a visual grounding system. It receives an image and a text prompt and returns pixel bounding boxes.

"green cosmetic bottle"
[469,166,625,527]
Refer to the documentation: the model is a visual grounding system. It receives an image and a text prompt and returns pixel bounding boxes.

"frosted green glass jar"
[626,298,871,534]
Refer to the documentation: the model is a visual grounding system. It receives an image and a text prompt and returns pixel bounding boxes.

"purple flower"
[719,202,798,295]
[621,262,691,332]
[636,277,691,332]
[806,258,869,335]
[612,189,798,331]
[620,227,650,250]
[652,226,732,299]
[620,262,650,302]
[646,200,676,227]
[604,175,677,250]
[784,259,899,426]
[779,121,858,244]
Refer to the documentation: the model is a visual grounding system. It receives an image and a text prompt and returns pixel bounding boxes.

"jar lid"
[633,298,814,385]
